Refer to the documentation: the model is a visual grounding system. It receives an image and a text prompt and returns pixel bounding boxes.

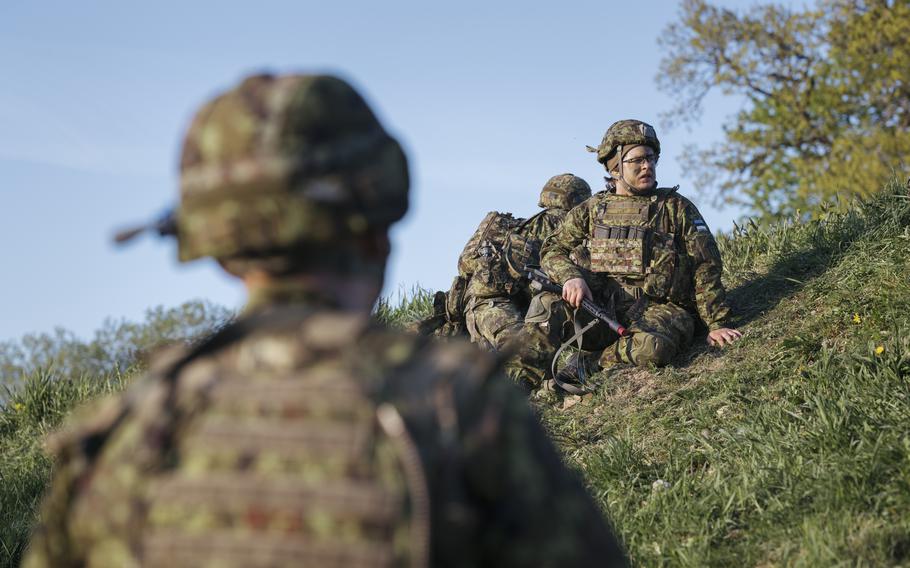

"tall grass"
[0,301,230,566]
[0,369,128,562]
[374,285,434,328]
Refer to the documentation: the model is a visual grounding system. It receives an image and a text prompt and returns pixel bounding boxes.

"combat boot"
[553,352,599,394]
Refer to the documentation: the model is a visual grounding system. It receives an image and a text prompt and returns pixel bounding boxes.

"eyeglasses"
[622,154,659,167]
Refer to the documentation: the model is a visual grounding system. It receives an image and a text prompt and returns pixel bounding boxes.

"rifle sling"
[550,311,598,395]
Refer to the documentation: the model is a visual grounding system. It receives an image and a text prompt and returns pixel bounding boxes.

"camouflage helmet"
[538,174,592,210]
[177,73,409,262]
[588,119,660,167]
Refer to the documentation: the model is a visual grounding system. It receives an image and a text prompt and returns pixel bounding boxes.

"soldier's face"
[616,145,658,193]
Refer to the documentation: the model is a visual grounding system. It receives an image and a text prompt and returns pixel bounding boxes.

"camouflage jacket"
[458,208,567,302]
[541,189,731,330]
[24,302,627,568]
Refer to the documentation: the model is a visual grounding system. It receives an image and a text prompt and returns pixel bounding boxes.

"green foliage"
[0,370,129,565]
[0,301,232,388]
[539,178,910,566]
[374,285,434,328]
[658,0,910,219]
[0,301,231,567]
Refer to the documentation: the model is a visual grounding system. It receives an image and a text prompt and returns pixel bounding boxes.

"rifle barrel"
[581,298,629,337]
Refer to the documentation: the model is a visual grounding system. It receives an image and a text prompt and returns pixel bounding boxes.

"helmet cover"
[177,73,409,262]
[538,173,592,210]
[590,119,660,167]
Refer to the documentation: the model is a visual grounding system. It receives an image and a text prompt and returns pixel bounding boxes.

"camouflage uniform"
[457,174,591,355]
[512,121,732,386]
[24,74,627,567]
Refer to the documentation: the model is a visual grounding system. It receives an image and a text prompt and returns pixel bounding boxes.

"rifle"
[524,268,629,337]
[524,267,631,395]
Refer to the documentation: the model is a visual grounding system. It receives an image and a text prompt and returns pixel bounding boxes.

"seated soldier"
[455,174,591,355]
[23,74,627,568]
[513,120,742,390]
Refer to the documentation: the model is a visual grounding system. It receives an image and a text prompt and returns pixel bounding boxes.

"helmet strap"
[613,143,623,182]
[614,144,637,192]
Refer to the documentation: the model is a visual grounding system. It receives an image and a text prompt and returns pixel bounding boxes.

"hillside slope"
[1,181,907,567]
[539,179,910,566]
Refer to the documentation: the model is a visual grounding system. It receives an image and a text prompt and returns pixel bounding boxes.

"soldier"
[454,174,591,356]
[23,74,627,567]
[514,119,742,389]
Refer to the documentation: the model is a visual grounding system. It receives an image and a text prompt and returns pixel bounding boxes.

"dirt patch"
[604,367,664,404]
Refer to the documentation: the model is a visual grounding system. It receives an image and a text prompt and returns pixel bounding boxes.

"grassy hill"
[1,179,908,566]
[538,179,910,566]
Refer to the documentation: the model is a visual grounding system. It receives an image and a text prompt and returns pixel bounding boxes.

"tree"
[658,0,910,219]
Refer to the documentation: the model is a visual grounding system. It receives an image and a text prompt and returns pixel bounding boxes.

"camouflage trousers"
[464,296,525,352]
[509,289,694,387]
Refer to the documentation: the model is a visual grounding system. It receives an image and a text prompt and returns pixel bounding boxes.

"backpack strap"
[515,209,545,234]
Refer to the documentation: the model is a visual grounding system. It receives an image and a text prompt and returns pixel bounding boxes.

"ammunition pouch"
[467,262,514,299]
[589,224,650,276]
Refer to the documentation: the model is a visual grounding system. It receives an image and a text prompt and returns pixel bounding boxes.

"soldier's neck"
[614,180,655,197]
[243,270,382,314]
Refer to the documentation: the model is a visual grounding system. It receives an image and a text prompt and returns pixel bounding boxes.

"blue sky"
[0,0,764,341]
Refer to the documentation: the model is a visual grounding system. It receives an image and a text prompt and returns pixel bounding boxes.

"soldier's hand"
[563,278,592,308]
[707,327,743,347]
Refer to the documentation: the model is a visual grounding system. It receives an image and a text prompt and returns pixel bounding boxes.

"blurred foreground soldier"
[513,120,742,389]
[432,175,589,359]
[24,74,626,567]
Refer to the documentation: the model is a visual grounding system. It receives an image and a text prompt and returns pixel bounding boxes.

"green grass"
[537,179,910,566]
[0,301,230,567]
[2,181,909,566]
[374,285,435,328]
[0,369,129,563]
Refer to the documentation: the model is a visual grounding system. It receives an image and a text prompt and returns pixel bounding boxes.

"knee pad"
[632,332,676,367]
